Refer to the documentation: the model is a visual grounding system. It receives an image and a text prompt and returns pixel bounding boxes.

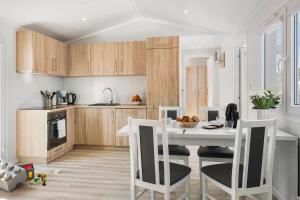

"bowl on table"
[176,116,200,128]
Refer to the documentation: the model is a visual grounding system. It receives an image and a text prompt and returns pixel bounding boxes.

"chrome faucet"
[102,87,113,104]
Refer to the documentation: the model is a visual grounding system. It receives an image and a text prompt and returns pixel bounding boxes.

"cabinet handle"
[52,58,55,72]
[55,59,57,71]
[115,60,118,74]
[120,60,123,73]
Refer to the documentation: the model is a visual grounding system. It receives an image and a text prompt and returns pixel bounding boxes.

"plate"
[202,124,221,129]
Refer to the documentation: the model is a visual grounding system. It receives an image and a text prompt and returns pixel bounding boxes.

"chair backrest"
[159,106,181,120]
[232,119,277,190]
[128,118,171,187]
[198,107,221,122]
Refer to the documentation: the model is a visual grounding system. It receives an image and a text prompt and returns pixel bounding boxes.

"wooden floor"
[0,148,265,200]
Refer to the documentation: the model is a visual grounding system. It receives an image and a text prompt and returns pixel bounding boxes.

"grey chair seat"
[137,161,191,185]
[197,146,233,158]
[201,163,243,188]
[158,145,190,156]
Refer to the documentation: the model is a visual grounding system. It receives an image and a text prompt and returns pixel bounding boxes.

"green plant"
[251,90,280,109]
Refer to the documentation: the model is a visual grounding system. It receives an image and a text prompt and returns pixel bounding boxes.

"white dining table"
[117,122,299,200]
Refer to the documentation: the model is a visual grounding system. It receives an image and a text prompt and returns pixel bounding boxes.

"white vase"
[256,109,269,120]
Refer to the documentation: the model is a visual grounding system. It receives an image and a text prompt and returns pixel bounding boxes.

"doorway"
[185,58,208,117]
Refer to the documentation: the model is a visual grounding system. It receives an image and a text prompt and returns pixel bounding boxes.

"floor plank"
[0,148,264,200]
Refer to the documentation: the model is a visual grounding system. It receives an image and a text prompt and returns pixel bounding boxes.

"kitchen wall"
[0,20,63,162]
[62,76,146,104]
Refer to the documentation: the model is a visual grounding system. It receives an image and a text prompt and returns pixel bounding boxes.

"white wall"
[62,76,146,104]
[0,20,63,162]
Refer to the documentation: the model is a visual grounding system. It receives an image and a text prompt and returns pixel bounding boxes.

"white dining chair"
[198,107,234,196]
[158,106,190,166]
[128,117,191,200]
[201,119,277,200]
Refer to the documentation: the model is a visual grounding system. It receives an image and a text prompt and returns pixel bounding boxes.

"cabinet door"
[146,48,179,108]
[118,41,146,75]
[56,41,68,76]
[86,108,116,146]
[67,109,75,150]
[91,43,119,76]
[75,108,87,144]
[146,36,179,49]
[68,44,90,76]
[37,33,58,74]
[115,109,146,146]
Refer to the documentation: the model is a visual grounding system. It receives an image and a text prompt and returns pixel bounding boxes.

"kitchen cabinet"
[146,38,179,108]
[146,108,159,120]
[37,33,58,75]
[91,43,119,76]
[16,29,39,73]
[75,108,87,144]
[118,41,146,75]
[115,108,146,146]
[56,41,68,76]
[67,109,75,150]
[68,44,91,76]
[85,108,116,146]
[146,36,179,49]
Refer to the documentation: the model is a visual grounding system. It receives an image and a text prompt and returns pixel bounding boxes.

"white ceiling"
[0,0,264,42]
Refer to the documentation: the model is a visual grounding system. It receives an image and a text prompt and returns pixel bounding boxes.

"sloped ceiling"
[0,0,264,42]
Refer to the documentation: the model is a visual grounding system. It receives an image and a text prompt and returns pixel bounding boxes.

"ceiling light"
[201,39,206,42]
[81,17,87,22]
[184,9,189,14]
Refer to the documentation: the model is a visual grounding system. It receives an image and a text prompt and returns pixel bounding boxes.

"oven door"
[48,118,67,150]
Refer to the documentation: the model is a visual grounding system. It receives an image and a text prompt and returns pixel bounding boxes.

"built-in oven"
[47,111,67,150]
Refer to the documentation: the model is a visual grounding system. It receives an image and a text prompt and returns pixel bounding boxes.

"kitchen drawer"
[47,143,67,162]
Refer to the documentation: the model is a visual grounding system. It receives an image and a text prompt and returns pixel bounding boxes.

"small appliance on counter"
[40,90,56,108]
[225,103,239,128]
[58,91,68,105]
[67,92,77,105]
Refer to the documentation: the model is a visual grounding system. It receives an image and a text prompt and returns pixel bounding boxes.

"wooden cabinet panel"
[16,30,39,73]
[91,43,118,76]
[68,44,90,76]
[146,47,179,108]
[75,108,87,144]
[118,41,146,75]
[86,108,116,146]
[146,108,159,120]
[56,41,68,76]
[37,33,58,74]
[115,108,146,146]
[146,36,179,49]
[67,109,75,150]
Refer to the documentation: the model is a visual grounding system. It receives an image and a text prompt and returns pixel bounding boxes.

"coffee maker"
[225,103,240,128]
[58,91,68,105]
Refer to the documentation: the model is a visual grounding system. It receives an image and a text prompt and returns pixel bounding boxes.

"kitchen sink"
[88,103,120,106]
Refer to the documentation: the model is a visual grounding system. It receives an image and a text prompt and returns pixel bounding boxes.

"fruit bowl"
[131,101,142,105]
[178,121,199,128]
[176,116,200,128]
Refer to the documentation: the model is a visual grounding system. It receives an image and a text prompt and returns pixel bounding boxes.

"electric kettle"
[67,93,77,105]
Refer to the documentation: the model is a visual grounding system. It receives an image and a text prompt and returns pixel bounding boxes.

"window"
[293,13,300,105]
[262,11,286,111]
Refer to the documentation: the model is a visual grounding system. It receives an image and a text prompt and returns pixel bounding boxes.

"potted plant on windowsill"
[250,90,280,120]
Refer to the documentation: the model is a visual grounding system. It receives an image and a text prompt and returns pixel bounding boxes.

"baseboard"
[74,145,129,151]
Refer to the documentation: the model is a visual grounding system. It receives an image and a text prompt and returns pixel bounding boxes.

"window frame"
[261,7,287,113]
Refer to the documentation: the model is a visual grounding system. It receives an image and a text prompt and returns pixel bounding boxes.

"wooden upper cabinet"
[146,36,179,108]
[85,108,116,146]
[118,41,146,75]
[68,44,91,76]
[115,108,146,146]
[16,29,39,73]
[90,43,119,76]
[37,33,58,75]
[56,41,68,76]
[146,36,179,50]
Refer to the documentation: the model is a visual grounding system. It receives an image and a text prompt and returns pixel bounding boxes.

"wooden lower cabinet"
[146,108,159,120]
[86,108,116,146]
[75,108,116,146]
[115,108,146,146]
[67,109,75,150]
